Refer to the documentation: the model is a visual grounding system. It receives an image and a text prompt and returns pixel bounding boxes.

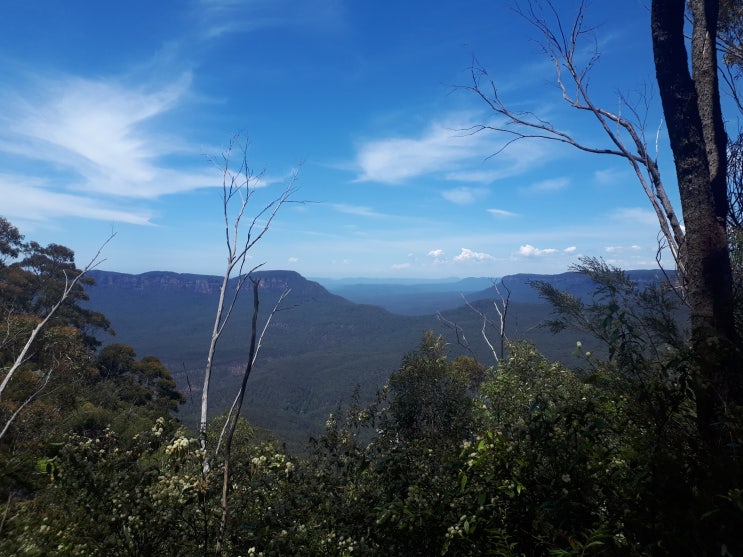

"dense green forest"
[79,267,621,451]
[3,1,743,554]
[1,215,742,556]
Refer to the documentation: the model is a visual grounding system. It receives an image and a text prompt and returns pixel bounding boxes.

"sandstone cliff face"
[88,269,331,298]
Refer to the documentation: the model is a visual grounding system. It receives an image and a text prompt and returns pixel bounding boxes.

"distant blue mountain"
[317,277,496,315]
[84,267,676,451]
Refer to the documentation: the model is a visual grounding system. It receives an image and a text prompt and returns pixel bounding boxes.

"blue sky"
[0,0,677,279]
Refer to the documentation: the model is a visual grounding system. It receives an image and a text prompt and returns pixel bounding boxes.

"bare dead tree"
[199,136,298,475]
[437,279,511,365]
[464,280,511,364]
[436,311,473,353]
[466,0,686,295]
[213,278,291,555]
[0,233,114,440]
[492,280,511,361]
[471,0,740,449]
[196,136,298,556]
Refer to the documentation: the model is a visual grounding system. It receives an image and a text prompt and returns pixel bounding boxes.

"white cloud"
[594,167,623,186]
[288,256,299,263]
[330,203,387,218]
[391,262,412,270]
[0,175,154,225]
[564,246,577,253]
[518,244,558,257]
[605,244,645,253]
[445,169,507,183]
[0,71,233,227]
[523,177,570,193]
[428,249,445,258]
[353,114,556,185]
[197,0,345,39]
[454,248,495,262]
[5,74,196,197]
[441,186,488,205]
[610,207,658,227]
[487,208,519,217]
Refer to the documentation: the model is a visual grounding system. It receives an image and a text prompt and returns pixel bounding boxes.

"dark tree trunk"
[651,0,740,444]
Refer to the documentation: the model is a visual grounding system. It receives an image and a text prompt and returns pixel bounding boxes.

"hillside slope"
[85,270,433,448]
[84,267,676,449]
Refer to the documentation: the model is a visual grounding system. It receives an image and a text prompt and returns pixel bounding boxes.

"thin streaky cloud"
[0,72,229,204]
[610,207,659,227]
[593,167,624,186]
[522,177,570,193]
[442,186,488,205]
[487,208,519,217]
[330,203,388,219]
[0,177,154,225]
[445,169,511,183]
[196,0,346,39]
[353,115,557,185]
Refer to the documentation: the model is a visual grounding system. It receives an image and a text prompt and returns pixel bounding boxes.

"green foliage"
[0,228,112,348]
[529,258,742,555]
[95,345,185,413]
[387,331,475,445]
[2,320,741,556]
[531,257,685,368]
[2,219,741,556]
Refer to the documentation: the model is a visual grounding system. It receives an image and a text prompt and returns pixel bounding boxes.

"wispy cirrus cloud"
[196,0,346,39]
[521,176,570,193]
[610,207,659,227]
[353,114,557,185]
[0,174,154,225]
[593,167,625,186]
[0,71,223,224]
[441,186,489,205]
[330,203,389,218]
[487,208,519,217]
[3,73,200,196]
[391,262,412,270]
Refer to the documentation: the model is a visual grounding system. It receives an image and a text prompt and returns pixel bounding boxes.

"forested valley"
[0,210,741,556]
[3,0,743,555]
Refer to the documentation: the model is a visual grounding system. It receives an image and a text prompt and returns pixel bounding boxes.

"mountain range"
[84,267,672,450]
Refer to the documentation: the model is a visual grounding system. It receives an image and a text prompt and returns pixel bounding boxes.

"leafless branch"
[467,0,686,284]
[214,280,291,554]
[199,135,299,473]
[436,311,472,353]
[460,279,511,365]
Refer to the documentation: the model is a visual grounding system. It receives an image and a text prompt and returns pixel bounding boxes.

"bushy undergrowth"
[2,331,741,556]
